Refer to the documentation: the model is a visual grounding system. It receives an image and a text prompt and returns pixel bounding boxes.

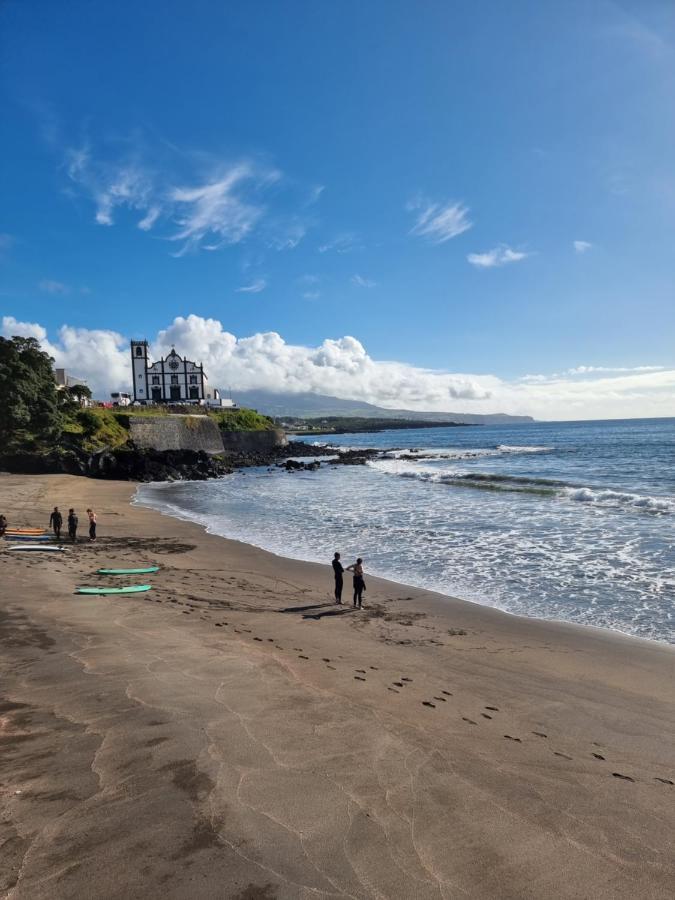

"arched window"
[135,346,143,357]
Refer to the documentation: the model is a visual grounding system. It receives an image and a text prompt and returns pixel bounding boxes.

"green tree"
[0,336,62,452]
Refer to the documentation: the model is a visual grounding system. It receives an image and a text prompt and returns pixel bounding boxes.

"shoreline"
[1,473,674,898]
[135,478,674,650]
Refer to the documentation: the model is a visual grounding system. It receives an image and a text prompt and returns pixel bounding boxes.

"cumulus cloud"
[3,314,674,420]
[39,278,70,294]
[407,197,472,244]
[467,245,528,268]
[573,240,593,254]
[235,278,267,294]
[351,274,377,288]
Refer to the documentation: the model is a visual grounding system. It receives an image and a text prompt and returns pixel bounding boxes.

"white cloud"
[573,240,593,254]
[467,245,528,268]
[407,197,472,244]
[351,274,377,288]
[318,234,357,254]
[4,313,674,420]
[39,279,70,294]
[306,185,325,205]
[64,140,311,255]
[235,278,267,294]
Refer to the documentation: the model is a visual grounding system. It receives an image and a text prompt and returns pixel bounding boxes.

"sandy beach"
[1,473,673,899]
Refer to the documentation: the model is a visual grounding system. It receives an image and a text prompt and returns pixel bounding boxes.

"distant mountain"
[233,390,534,424]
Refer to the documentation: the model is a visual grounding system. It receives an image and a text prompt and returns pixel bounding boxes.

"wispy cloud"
[467,245,528,268]
[573,240,593,254]
[407,196,472,244]
[235,278,267,294]
[521,364,666,382]
[351,274,377,288]
[63,138,314,256]
[318,233,358,254]
[39,278,70,294]
[306,184,325,205]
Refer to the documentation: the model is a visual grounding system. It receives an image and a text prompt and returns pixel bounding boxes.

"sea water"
[136,418,675,644]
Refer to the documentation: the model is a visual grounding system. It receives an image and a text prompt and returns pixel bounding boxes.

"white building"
[131,340,219,405]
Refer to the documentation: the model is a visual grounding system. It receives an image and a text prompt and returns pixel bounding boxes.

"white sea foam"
[562,487,674,514]
[383,444,553,462]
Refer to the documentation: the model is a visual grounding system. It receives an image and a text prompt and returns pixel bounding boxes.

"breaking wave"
[382,444,553,462]
[368,459,674,513]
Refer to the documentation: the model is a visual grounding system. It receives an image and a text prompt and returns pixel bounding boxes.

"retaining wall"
[129,416,225,455]
[219,428,287,453]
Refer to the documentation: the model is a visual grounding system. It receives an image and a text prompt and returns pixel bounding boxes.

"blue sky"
[2,0,675,418]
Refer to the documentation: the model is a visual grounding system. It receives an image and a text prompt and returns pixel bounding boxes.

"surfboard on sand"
[6,528,47,535]
[76,585,152,595]
[4,534,53,542]
[96,567,160,575]
[7,544,64,552]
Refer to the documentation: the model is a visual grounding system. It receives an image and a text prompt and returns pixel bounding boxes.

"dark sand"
[1,474,673,899]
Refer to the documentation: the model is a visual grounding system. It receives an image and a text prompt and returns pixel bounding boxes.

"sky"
[1,0,675,420]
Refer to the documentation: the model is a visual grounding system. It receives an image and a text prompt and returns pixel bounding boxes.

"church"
[131,340,221,405]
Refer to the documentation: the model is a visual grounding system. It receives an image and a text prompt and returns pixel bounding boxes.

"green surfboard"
[96,566,160,575]
[76,585,152,595]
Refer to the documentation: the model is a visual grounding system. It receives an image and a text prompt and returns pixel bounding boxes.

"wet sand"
[0,473,674,899]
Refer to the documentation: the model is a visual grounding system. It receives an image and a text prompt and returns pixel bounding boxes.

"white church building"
[130,340,226,406]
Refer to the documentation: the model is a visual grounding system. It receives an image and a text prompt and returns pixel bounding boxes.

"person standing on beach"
[86,508,97,542]
[49,506,62,540]
[67,508,78,543]
[0,514,7,536]
[346,558,365,609]
[332,552,344,604]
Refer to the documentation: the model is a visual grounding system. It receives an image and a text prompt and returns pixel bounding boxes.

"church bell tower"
[130,340,148,402]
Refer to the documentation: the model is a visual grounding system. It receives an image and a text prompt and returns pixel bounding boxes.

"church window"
[170,375,179,385]
[151,376,160,385]
[189,375,198,384]
[135,346,143,357]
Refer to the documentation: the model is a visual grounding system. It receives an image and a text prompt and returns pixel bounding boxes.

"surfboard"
[4,534,54,542]
[75,585,152,595]
[7,544,64,552]
[96,567,160,575]
[6,529,48,536]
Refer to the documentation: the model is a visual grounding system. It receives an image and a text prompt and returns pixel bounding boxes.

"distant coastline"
[285,417,477,436]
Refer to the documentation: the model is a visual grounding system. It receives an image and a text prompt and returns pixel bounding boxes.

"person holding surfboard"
[67,509,78,543]
[86,508,97,542]
[49,507,63,540]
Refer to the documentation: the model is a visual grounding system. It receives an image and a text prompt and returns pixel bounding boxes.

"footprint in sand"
[253,637,263,642]
[592,753,606,760]
[504,735,522,743]
[532,731,548,738]
[485,706,499,711]
[393,682,404,687]
[369,666,378,670]
[322,658,331,662]
[441,690,453,696]
[326,665,336,670]
[422,701,435,708]
[275,645,284,650]
[355,669,366,674]
[401,677,413,682]
[654,777,674,785]
[298,655,309,660]
[214,623,223,627]
[481,713,492,719]
[354,676,366,682]
[554,751,572,760]
[462,717,477,725]
[612,772,634,782]
[433,696,447,702]
[388,687,399,693]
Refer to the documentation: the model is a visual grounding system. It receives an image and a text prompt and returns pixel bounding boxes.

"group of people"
[48,506,97,543]
[332,552,366,608]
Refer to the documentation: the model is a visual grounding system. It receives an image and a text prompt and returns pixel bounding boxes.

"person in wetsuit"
[49,506,63,540]
[67,508,78,543]
[332,552,344,604]
[346,558,365,609]
[0,514,7,537]
[86,508,97,542]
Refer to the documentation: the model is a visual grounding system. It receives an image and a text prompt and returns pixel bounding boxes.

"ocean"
[136,417,675,644]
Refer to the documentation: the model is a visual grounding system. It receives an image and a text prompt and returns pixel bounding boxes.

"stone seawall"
[129,416,225,455]
[220,428,287,454]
